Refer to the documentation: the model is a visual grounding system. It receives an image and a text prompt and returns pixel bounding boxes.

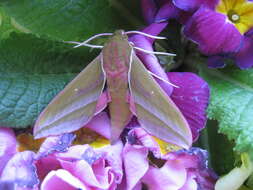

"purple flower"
[168,72,210,141]
[140,0,181,23]
[180,0,253,68]
[141,0,253,68]
[234,30,253,69]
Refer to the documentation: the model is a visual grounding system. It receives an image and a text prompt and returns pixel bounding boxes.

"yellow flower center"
[73,128,110,148]
[152,136,181,155]
[216,0,253,34]
[17,133,44,152]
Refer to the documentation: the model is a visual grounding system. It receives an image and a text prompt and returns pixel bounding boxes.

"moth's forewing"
[129,52,192,149]
[34,56,106,139]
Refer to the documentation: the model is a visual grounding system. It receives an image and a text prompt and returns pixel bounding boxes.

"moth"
[33,30,192,149]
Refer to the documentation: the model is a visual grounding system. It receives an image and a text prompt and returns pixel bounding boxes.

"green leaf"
[0,0,136,41]
[0,7,26,39]
[0,33,92,128]
[199,65,253,157]
[206,120,235,175]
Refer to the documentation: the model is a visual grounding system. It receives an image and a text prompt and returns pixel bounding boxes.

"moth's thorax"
[102,33,132,82]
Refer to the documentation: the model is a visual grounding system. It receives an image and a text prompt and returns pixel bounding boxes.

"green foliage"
[200,65,253,157]
[0,33,92,127]
[0,0,135,41]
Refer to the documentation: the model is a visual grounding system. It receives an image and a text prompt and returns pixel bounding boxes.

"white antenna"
[67,41,103,49]
[65,32,113,48]
[134,46,176,56]
[125,31,166,40]
[148,71,179,88]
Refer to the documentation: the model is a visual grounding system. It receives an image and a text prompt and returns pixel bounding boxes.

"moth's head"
[113,30,129,41]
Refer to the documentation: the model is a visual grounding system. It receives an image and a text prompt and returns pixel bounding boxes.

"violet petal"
[173,0,218,11]
[207,55,226,68]
[141,0,158,24]
[235,35,253,69]
[184,7,242,55]
[56,145,92,161]
[168,72,209,141]
[155,2,180,22]
[37,133,75,158]
[0,151,39,189]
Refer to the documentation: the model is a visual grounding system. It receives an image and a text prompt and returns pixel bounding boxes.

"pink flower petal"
[86,111,111,139]
[41,169,88,190]
[128,128,161,158]
[1,151,39,189]
[0,127,17,175]
[142,160,187,190]
[35,155,61,181]
[60,159,111,189]
[97,141,123,183]
[179,171,198,190]
[123,143,149,190]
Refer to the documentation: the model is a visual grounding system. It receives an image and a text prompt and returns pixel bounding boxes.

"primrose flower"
[179,0,253,68]
[141,0,253,69]
[122,127,217,190]
[0,112,123,190]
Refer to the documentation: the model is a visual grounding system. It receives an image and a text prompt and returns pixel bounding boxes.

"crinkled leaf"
[0,0,134,41]
[199,65,253,157]
[0,33,92,128]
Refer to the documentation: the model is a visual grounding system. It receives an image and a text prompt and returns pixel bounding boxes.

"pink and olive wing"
[129,53,192,149]
[34,56,106,139]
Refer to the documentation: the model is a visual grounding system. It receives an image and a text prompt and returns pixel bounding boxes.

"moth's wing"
[129,53,192,149]
[34,55,106,139]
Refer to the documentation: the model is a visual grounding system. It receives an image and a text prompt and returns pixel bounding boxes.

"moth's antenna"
[125,31,166,40]
[67,41,103,49]
[134,46,176,56]
[66,32,113,48]
[148,71,179,88]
